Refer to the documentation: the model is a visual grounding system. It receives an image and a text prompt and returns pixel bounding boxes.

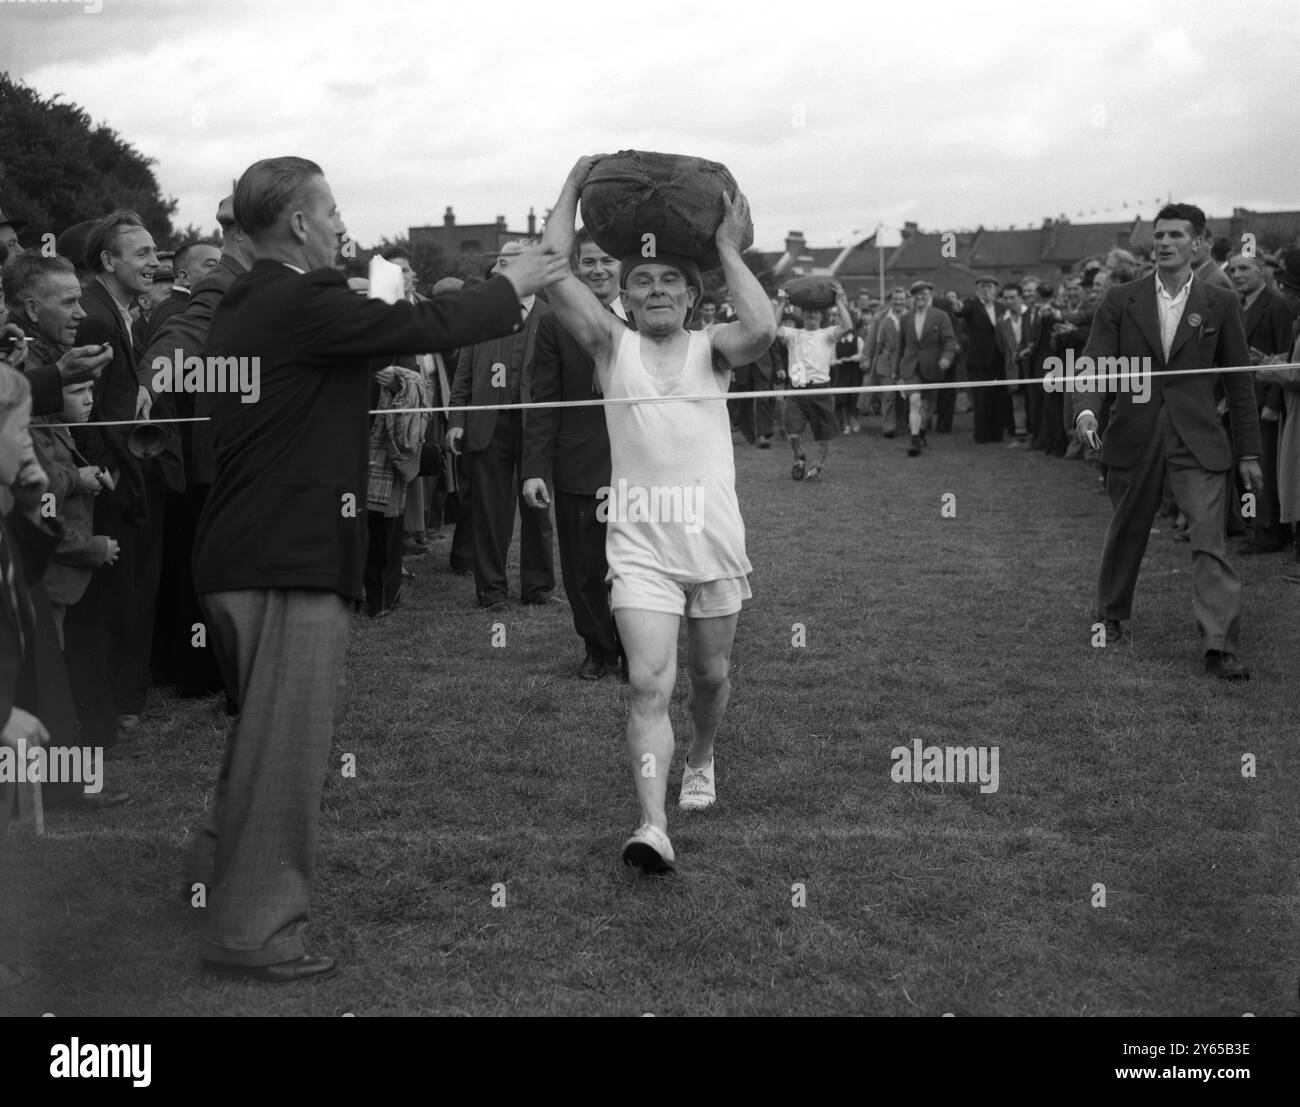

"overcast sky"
[3,0,1297,251]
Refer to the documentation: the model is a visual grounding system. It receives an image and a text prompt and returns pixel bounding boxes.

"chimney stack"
[496,215,507,229]
[527,207,536,236]
[443,206,455,228]
[784,230,806,257]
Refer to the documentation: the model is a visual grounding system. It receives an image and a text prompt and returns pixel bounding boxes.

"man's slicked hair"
[1154,202,1208,239]
[234,157,325,239]
[3,254,75,314]
[85,210,146,273]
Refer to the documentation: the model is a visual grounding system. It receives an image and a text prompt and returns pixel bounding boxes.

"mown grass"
[3,411,1297,1016]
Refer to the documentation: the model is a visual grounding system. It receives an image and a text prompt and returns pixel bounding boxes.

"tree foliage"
[0,73,176,248]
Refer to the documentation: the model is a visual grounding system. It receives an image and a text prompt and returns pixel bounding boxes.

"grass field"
[3,409,1298,1016]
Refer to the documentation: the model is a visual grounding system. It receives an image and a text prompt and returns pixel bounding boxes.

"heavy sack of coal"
[579,150,753,272]
[783,276,838,310]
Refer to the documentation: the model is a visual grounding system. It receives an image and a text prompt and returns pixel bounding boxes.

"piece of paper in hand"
[368,255,405,304]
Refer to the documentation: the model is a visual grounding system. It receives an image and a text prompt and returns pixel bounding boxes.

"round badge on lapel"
[1187,313,1202,329]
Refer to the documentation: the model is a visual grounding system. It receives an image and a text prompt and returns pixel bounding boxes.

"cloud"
[5,0,1298,249]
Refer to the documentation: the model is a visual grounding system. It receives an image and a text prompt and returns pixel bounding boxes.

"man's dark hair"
[381,246,412,264]
[173,241,211,277]
[1035,281,1055,300]
[85,209,146,273]
[234,156,325,238]
[700,295,718,308]
[1210,236,1230,263]
[4,253,76,315]
[1153,202,1208,239]
[1000,282,1022,296]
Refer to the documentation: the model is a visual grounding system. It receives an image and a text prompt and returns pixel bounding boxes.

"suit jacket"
[1074,274,1260,471]
[867,311,903,376]
[953,297,1004,371]
[1194,258,1232,290]
[141,287,190,351]
[0,507,60,730]
[997,309,1030,380]
[143,254,247,485]
[72,278,139,466]
[1243,285,1296,408]
[521,309,618,496]
[192,260,522,602]
[1024,304,1056,374]
[449,300,550,453]
[898,307,957,383]
[30,421,111,606]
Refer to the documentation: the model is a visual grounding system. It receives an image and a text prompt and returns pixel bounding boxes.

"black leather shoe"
[577,654,613,681]
[48,790,133,812]
[1205,651,1250,682]
[523,593,565,607]
[203,954,338,984]
[1238,538,1284,555]
[907,435,921,457]
[1102,619,1128,646]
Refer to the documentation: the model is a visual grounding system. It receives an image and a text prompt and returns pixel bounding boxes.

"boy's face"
[62,381,95,423]
[0,395,34,487]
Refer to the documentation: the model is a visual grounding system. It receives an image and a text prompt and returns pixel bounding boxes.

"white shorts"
[610,573,752,618]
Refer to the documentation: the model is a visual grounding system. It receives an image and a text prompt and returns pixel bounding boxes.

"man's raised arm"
[539,157,621,361]
[710,191,778,368]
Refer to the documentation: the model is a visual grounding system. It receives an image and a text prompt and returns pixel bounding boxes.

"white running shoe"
[622,823,675,873]
[678,757,716,811]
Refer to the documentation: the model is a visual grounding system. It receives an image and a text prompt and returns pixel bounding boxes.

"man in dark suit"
[867,287,907,437]
[446,240,556,610]
[184,156,568,983]
[522,230,627,679]
[897,281,956,457]
[1227,250,1297,554]
[141,241,221,349]
[951,276,1007,443]
[1074,203,1262,680]
[1026,282,1064,453]
[142,196,250,698]
[73,211,163,737]
[996,283,1031,444]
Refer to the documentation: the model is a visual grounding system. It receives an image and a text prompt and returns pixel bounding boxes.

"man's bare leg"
[684,612,739,770]
[614,608,680,833]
